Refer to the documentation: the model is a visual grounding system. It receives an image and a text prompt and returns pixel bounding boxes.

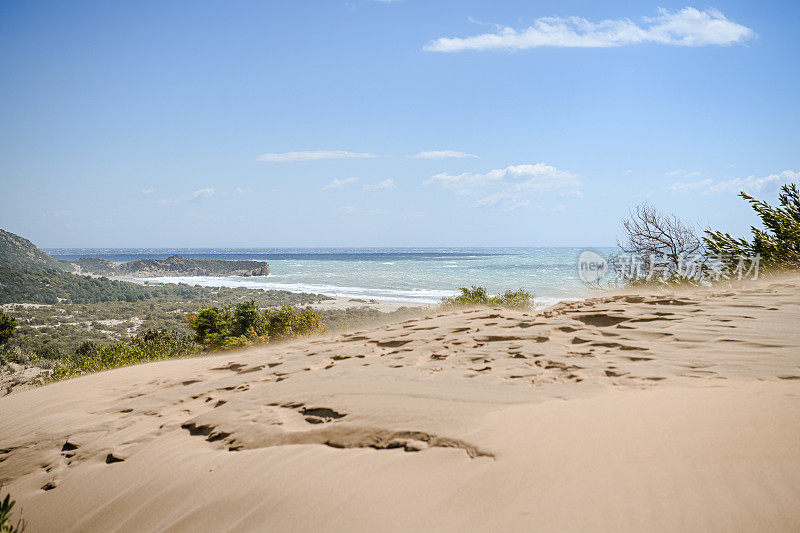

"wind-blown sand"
[1,277,799,532]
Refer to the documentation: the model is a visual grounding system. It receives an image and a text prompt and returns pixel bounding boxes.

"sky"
[0,0,798,248]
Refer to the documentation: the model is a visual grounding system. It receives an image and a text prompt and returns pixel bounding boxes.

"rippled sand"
[1,276,799,531]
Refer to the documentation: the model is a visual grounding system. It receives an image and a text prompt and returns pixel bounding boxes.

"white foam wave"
[137,276,456,304]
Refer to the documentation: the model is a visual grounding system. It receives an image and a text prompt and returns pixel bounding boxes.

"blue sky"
[0,0,798,247]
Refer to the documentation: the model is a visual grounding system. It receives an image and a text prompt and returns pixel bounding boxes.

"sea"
[46,247,616,308]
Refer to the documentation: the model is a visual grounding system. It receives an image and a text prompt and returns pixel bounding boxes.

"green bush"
[34,344,62,360]
[0,344,28,368]
[705,183,800,270]
[440,286,533,310]
[75,340,100,357]
[0,311,16,345]
[264,305,327,341]
[187,301,326,349]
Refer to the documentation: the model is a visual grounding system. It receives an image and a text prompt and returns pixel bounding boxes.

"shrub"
[440,286,533,310]
[0,345,28,368]
[264,305,327,341]
[0,311,16,345]
[0,485,24,533]
[75,340,100,357]
[187,302,326,349]
[704,183,800,270]
[47,330,197,382]
[186,306,231,347]
[34,344,63,360]
[441,286,491,307]
[493,289,534,310]
[232,300,267,337]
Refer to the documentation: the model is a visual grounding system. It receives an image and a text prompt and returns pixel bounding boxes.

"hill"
[0,229,272,305]
[2,229,270,278]
[0,229,72,272]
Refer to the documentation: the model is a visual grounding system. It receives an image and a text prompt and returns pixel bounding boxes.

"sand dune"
[1,277,799,531]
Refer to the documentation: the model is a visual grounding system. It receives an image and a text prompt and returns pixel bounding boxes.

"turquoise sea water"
[47,248,615,306]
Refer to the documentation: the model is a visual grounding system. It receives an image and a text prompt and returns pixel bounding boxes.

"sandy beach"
[1,275,799,532]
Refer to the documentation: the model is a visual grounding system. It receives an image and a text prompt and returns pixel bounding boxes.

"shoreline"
[108,274,577,311]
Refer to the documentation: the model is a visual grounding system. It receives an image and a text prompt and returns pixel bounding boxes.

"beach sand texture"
[1,276,799,532]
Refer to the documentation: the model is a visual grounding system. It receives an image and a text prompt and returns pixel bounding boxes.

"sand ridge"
[0,276,799,531]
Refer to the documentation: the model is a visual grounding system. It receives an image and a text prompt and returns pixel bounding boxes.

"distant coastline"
[71,255,269,278]
[48,247,608,307]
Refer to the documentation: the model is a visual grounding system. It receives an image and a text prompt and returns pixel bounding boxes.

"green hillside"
[0,229,72,272]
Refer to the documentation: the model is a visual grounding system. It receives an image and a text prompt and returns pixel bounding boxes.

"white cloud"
[669,170,799,195]
[188,188,215,201]
[364,179,396,191]
[323,177,358,190]
[141,188,154,195]
[410,150,479,159]
[426,163,580,192]
[257,150,377,162]
[160,187,215,205]
[427,163,581,211]
[424,7,754,52]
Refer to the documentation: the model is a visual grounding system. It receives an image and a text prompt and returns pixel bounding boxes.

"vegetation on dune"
[0,486,24,533]
[0,302,422,386]
[614,202,705,286]
[0,303,331,382]
[0,298,420,360]
[440,286,533,310]
[1,301,331,382]
[187,301,327,349]
[614,181,799,286]
[46,329,197,382]
[704,182,800,270]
